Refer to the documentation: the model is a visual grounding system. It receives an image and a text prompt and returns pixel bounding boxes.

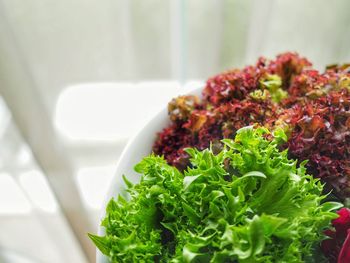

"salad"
[90,53,350,262]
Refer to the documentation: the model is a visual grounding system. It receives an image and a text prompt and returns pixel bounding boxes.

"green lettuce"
[259,74,288,103]
[89,126,341,262]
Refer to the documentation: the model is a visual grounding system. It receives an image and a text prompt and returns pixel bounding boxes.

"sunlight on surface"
[0,173,31,214]
[76,165,115,209]
[19,170,59,213]
[16,145,32,167]
[54,82,182,142]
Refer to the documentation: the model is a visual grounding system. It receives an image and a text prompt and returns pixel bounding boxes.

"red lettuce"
[153,53,350,201]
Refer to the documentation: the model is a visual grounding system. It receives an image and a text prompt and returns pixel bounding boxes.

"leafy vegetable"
[153,53,350,204]
[91,127,340,262]
[259,74,287,103]
[153,52,310,170]
[285,88,350,201]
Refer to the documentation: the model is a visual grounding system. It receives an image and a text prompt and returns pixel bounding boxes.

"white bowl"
[97,87,202,262]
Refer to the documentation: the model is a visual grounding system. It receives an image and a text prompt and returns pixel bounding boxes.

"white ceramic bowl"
[97,87,201,262]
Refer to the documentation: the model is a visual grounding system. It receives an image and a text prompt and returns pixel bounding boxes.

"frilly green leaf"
[90,126,340,262]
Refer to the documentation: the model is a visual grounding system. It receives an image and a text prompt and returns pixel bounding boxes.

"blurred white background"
[0,0,350,262]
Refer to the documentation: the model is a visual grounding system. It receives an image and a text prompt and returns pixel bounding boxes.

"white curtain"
[1,0,350,113]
